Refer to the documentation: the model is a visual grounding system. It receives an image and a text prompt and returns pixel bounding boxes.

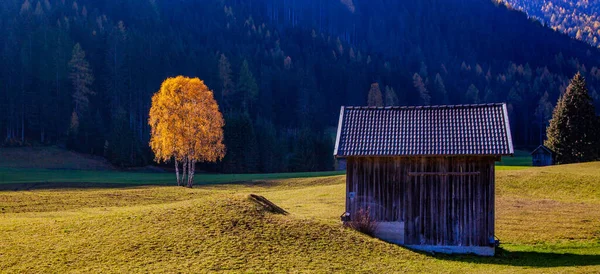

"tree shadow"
[0,178,281,191]
[0,181,257,191]
[0,182,165,191]
[422,247,600,267]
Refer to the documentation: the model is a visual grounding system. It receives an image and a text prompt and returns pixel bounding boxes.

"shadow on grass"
[427,247,600,267]
[0,175,343,191]
[0,181,256,191]
[0,182,168,191]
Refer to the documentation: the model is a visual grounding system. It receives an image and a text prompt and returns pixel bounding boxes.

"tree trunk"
[181,157,188,187]
[187,159,191,187]
[175,158,181,186]
[187,160,196,188]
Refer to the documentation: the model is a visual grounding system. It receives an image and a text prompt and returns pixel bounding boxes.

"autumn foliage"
[149,76,225,187]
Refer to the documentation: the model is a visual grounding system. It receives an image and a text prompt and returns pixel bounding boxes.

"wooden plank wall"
[346,156,495,247]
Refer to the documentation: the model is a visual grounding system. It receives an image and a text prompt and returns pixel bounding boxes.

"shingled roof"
[531,145,553,155]
[334,103,514,157]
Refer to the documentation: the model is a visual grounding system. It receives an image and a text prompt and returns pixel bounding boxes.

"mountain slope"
[1,0,600,172]
[501,0,600,47]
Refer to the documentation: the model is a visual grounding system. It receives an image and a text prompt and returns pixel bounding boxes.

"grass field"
[497,150,532,167]
[1,166,534,188]
[0,146,529,188]
[0,155,526,188]
[1,160,599,272]
[0,167,343,188]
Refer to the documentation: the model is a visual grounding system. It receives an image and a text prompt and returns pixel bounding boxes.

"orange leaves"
[149,76,225,164]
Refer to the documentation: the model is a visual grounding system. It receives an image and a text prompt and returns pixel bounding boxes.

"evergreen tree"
[108,107,148,167]
[535,91,553,144]
[68,111,79,135]
[545,73,598,164]
[88,110,106,156]
[297,70,318,125]
[255,118,285,173]
[384,85,399,106]
[433,73,449,104]
[218,53,234,106]
[105,21,128,112]
[221,112,259,173]
[466,84,480,103]
[68,43,94,116]
[4,0,600,171]
[413,73,430,105]
[289,127,317,171]
[367,83,383,107]
[236,59,258,113]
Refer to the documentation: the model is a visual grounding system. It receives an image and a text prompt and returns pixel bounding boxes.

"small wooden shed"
[531,145,553,166]
[334,103,514,256]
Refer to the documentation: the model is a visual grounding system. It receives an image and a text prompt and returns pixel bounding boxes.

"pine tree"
[218,53,233,105]
[255,118,285,173]
[433,73,449,104]
[68,43,94,116]
[106,22,128,112]
[545,73,598,164]
[413,73,430,105]
[20,0,31,15]
[535,91,553,144]
[384,85,399,106]
[236,59,258,112]
[367,83,383,107]
[466,84,480,104]
[289,127,317,172]
[69,111,79,134]
[33,1,43,16]
[221,112,258,173]
[66,111,79,150]
[107,107,145,167]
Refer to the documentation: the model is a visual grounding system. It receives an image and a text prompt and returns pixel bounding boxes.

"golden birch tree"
[149,76,225,187]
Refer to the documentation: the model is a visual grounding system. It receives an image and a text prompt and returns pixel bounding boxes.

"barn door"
[403,157,493,247]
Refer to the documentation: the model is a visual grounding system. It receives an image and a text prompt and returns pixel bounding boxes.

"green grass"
[497,150,532,167]
[0,164,522,187]
[0,146,343,186]
[1,163,599,272]
[0,146,527,186]
[0,168,343,186]
[496,162,600,203]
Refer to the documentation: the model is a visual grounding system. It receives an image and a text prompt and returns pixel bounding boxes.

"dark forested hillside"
[1,0,600,172]
[501,0,600,47]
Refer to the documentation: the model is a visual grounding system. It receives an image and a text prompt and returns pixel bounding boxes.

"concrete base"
[404,245,495,256]
[374,222,404,245]
[371,221,495,256]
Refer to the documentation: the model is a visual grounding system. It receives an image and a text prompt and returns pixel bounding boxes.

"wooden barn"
[334,103,514,256]
[531,145,553,166]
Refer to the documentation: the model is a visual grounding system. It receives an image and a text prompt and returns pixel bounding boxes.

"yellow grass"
[1,164,600,272]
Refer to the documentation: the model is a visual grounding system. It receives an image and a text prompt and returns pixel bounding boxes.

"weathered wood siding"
[532,151,553,166]
[346,156,495,247]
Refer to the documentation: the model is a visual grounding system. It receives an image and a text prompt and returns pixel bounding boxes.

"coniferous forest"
[2,0,600,172]
[501,0,600,48]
